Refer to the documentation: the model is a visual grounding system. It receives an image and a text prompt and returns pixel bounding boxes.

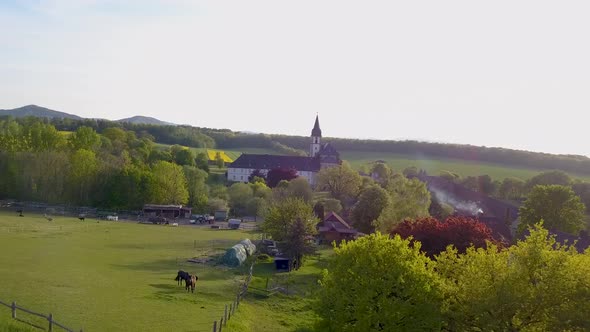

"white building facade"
[227,116,339,186]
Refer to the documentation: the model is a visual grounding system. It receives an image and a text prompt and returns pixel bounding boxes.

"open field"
[153,143,590,181]
[0,212,258,332]
[340,150,590,181]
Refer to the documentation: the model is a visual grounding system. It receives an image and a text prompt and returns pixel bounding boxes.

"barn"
[317,212,360,244]
[142,204,192,219]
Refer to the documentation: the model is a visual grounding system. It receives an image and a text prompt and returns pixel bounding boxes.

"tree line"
[0,118,215,212]
[5,115,590,177]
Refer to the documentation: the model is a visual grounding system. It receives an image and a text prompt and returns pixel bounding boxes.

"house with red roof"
[317,212,361,244]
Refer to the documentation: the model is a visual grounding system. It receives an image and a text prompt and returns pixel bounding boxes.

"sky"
[1,0,590,156]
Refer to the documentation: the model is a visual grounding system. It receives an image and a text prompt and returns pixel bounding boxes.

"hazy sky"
[1,1,589,156]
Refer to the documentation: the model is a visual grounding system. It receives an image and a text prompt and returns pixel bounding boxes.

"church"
[227,116,341,185]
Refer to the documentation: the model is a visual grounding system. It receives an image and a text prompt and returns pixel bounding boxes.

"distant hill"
[117,116,174,126]
[0,105,82,120]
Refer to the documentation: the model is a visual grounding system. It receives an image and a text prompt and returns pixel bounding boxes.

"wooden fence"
[210,260,255,332]
[0,299,82,332]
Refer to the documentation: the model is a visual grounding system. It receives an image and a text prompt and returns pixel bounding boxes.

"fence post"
[232,302,236,315]
[219,318,223,332]
[212,320,217,332]
[48,313,53,332]
[236,294,240,307]
[224,304,228,324]
[228,305,232,322]
[265,277,269,290]
[11,301,16,319]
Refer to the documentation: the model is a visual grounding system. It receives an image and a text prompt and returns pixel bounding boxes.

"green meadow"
[0,213,258,332]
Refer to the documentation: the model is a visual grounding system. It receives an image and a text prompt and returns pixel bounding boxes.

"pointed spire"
[311,114,322,137]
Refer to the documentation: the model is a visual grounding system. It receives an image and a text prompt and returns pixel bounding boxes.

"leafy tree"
[69,149,99,204]
[228,183,254,216]
[499,177,526,200]
[248,169,266,183]
[281,217,317,270]
[25,122,65,152]
[439,170,460,182]
[518,185,586,234]
[392,216,502,257]
[151,161,189,205]
[526,170,572,190]
[207,198,228,214]
[250,181,271,199]
[477,175,497,195]
[0,119,25,152]
[194,152,210,172]
[402,166,419,178]
[437,225,590,331]
[371,162,392,183]
[351,185,389,234]
[375,176,431,233]
[572,181,590,213]
[287,177,313,203]
[183,166,208,212]
[262,197,317,242]
[460,176,479,192]
[246,197,268,220]
[68,126,101,151]
[174,148,195,167]
[320,198,343,215]
[316,161,362,201]
[102,127,127,142]
[215,151,225,169]
[317,233,443,331]
[209,185,229,200]
[149,149,173,163]
[266,168,298,188]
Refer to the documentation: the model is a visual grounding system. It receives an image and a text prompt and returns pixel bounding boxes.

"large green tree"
[437,225,590,331]
[317,233,443,331]
[262,197,317,242]
[69,149,99,204]
[526,170,572,190]
[183,166,208,212]
[316,161,362,201]
[151,161,189,205]
[68,126,102,151]
[499,177,526,200]
[519,185,586,234]
[351,185,389,234]
[375,176,431,233]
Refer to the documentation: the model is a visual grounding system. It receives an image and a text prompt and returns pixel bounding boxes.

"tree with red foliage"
[391,216,501,257]
[266,168,298,188]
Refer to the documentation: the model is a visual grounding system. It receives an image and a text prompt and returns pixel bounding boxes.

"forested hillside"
[17,115,589,176]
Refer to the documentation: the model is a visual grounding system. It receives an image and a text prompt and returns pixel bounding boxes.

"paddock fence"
[0,299,82,332]
[210,259,255,332]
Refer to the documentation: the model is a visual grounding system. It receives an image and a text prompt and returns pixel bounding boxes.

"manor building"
[227,116,341,185]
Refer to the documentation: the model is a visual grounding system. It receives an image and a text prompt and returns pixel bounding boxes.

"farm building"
[317,212,360,244]
[227,116,341,185]
[142,204,192,219]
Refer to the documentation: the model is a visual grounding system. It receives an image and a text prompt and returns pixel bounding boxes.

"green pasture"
[0,212,258,332]
[154,143,277,159]
[340,150,590,181]
[225,249,332,332]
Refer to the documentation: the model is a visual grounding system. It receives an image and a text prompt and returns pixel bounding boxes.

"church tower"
[310,115,322,157]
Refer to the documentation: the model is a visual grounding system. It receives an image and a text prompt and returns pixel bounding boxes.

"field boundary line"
[0,299,83,332]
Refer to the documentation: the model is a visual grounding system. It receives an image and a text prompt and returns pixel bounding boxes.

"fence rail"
[210,259,255,332]
[0,299,82,332]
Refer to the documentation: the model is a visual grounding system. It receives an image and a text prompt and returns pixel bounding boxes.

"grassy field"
[340,150,590,181]
[0,212,259,332]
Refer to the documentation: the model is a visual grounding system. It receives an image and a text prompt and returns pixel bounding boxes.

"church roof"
[320,143,338,155]
[311,115,322,137]
[230,154,321,172]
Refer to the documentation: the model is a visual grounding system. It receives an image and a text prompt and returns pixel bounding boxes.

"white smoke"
[431,187,483,216]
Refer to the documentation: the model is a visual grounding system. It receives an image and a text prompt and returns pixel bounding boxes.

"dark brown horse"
[175,270,190,286]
